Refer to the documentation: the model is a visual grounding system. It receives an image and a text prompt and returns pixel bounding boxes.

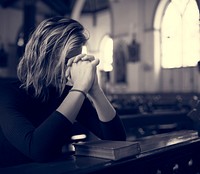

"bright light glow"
[182,0,199,66]
[99,35,113,72]
[161,0,200,68]
[82,45,88,54]
[17,38,24,47]
[71,134,87,140]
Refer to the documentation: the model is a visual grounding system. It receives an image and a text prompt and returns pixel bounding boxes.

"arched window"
[161,0,200,68]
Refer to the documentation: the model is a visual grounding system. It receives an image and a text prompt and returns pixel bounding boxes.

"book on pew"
[73,140,141,161]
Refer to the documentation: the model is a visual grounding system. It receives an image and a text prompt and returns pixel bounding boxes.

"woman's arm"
[57,54,99,123]
[74,95,126,141]
[87,74,127,141]
[56,88,86,123]
[0,83,75,163]
[66,54,127,141]
[88,78,116,122]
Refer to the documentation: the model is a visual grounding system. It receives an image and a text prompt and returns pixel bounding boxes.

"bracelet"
[69,89,87,98]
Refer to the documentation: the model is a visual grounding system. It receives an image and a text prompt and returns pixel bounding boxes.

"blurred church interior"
[0,0,200,140]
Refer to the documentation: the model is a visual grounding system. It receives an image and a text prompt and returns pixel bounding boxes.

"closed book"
[73,140,141,161]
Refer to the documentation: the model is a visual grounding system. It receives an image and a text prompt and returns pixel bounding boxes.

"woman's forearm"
[88,87,116,122]
[57,90,86,123]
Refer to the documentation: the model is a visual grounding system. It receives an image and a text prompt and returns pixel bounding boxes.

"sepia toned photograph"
[0,0,200,173]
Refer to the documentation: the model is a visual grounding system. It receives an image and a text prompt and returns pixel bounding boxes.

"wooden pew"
[1,130,200,174]
[108,92,198,138]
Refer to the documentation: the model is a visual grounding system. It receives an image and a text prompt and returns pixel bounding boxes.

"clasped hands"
[66,54,100,94]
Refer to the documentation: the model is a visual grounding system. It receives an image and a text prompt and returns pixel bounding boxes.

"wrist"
[72,85,89,94]
[88,86,103,98]
[69,89,87,98]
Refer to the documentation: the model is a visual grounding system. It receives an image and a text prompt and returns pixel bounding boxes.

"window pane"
[161,0,199,68]
[182,0,199,66]
[161,3,182,68]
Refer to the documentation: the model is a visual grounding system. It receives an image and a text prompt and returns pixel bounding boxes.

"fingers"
[69,54,96,64]
[67,54,99,72]
[77,57,99,68]
[91,58,100,66]
[81,55,95,62]
[73,54,86,63]
[66,54,86,67]
[73,54,96,64]
[66,57,75,67]
[65,67,70,78]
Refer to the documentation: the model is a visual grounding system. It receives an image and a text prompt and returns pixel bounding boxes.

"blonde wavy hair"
[17,16,88,101]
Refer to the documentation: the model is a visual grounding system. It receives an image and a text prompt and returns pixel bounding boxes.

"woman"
[0,16,126,167]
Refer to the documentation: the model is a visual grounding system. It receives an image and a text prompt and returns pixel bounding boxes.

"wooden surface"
[1,130,200,174]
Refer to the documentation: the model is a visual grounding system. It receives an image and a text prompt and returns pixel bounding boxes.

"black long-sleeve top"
[0,79,126,167]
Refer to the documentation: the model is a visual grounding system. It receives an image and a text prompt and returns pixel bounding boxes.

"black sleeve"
[0,83,73,162]
[76,98,126,141]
